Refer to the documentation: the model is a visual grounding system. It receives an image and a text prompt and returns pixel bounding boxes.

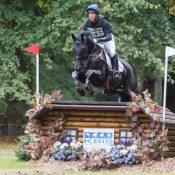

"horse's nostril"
[76,67,80,71]
[75,65,80,71]
[74,62,81,71]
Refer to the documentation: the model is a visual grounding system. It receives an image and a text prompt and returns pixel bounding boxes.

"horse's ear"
[81,33,84,43]
[72,34,76,41]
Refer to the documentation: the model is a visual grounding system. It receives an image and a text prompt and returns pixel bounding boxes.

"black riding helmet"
[87,4,100,14]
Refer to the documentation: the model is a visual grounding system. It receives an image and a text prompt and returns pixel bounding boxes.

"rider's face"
[88,12,97,23]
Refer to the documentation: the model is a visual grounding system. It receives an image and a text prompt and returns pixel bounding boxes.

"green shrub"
[15,149,30,161]
[15,134,31,161]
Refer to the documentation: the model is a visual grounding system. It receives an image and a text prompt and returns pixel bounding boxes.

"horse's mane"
[80,31,93,41]
[81,31,91,37]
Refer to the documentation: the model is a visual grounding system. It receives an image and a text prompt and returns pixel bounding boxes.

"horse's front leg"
[72,71,85,96]
[85,69,102,94]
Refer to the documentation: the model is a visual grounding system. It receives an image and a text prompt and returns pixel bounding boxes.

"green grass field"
[0,139,175,175]
[0,141,27,170]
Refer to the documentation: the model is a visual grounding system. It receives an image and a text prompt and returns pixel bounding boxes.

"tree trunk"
[4,101,29,137]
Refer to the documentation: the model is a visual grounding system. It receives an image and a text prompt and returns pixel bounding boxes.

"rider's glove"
[93,38,98,43]
[96,38,103,43]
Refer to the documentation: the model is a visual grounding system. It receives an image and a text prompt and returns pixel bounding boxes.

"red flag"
[24,44,40,55]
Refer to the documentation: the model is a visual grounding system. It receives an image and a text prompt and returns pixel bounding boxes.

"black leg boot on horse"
[111,55,122,81]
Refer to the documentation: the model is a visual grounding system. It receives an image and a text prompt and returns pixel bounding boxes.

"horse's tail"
[120,59,137,93]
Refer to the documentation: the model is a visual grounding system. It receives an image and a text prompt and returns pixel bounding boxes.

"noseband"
[74,39,103,69]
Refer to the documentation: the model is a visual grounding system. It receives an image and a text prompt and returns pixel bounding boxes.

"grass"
[0,139,42,174]
[0,140,28,170]
[0,155,26,169]
[0,138,175,175]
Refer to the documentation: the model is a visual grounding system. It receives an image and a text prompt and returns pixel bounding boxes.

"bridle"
[74,41,88,60]
[74,38,104,69]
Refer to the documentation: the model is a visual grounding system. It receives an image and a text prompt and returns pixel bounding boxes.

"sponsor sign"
[83,128,114,151]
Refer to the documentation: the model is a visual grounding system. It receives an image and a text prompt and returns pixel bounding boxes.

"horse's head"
[72,32,94,72]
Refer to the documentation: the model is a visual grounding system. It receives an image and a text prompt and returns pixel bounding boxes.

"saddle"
[96,43,124,73]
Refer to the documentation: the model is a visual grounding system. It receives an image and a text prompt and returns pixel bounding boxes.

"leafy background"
[0,0,175,123]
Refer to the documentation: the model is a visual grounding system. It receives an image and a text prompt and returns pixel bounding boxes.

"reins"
[87,44,104,62]
[74,37,105,69]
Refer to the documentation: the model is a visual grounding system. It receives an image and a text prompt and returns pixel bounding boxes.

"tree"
[0,0,175,122]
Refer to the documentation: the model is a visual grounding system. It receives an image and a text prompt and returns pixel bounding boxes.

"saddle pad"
[104,51,112,69]
[96,43,104,48]
[118,60,124,72]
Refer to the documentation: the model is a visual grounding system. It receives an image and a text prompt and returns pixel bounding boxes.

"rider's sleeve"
[96,33,112,42]
[102,22,112,35]
[97,18,113,42]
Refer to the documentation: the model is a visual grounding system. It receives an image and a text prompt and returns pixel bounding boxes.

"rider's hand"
[93,38,98,43]
[96,38,103,43]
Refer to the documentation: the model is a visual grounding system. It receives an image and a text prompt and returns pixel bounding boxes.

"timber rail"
[32,101,128,120]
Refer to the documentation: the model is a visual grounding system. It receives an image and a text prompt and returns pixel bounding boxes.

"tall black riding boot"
[111,55,122,80]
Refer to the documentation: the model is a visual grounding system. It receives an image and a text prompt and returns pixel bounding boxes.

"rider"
[82,4,121,80]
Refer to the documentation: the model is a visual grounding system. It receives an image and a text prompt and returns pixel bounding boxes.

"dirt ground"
[1,157,175,175]
[1,138,175,175]
[32,158,175,174]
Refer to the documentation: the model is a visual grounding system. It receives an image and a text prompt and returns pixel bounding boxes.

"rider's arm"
[96,19,113,42]
[96,33,112,42]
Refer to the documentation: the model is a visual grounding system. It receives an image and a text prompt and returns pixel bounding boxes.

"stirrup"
[113,71,122,80]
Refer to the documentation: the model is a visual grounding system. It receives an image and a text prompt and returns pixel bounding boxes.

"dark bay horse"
[71,32,137,101]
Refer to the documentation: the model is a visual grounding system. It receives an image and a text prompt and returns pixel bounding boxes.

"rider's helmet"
[87,4,100,14]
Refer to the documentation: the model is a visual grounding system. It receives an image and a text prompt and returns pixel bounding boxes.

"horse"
[71,31,137,102]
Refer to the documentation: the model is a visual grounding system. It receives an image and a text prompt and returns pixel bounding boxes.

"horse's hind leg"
[114,90,131,102]
[72,71,85,96]
[120,93,131,102]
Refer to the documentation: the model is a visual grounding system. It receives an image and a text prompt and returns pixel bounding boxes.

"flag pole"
[162,56,168,131]
[163,46,175,128]
[24,44,40,109]
[36,54,40,109]
[161,51,169,162]
[161,46,175,161]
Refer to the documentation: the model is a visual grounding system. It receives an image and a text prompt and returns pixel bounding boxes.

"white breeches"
[100,34,116,57]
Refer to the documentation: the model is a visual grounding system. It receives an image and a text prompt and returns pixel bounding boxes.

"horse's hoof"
[85,85,89,91]
[86,89,94,95]
[89,90,94,95]
[102,89,116,96]
[77,89,85,96]
[102,89,109,95]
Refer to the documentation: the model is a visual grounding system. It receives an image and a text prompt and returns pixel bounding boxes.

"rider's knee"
[107,49,115,58]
